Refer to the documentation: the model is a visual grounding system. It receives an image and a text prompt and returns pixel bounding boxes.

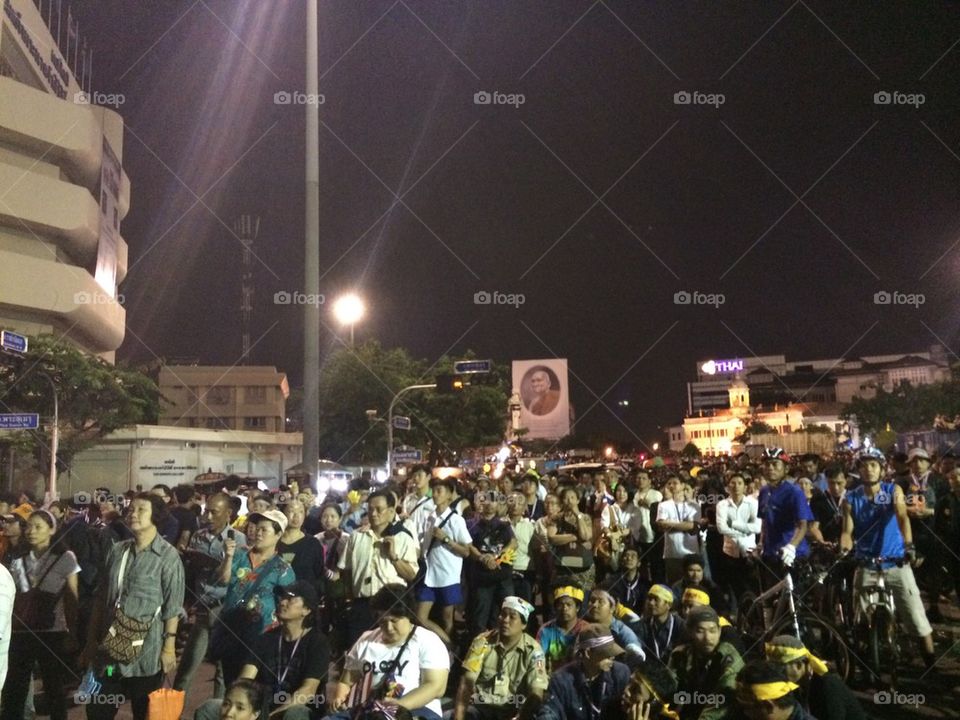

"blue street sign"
[393,448,422,463]
[0,413,39,430]
[392,416,411,430]
[453,359,492,374]
[0,331,28,354]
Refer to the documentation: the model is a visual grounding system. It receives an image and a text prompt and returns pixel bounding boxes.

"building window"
[205,417,222,429]
[207,386,231,405]
[244,417,267,429]
[244,386,267,403]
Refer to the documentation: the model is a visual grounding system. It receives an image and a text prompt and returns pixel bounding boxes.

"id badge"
[493,675,510,698]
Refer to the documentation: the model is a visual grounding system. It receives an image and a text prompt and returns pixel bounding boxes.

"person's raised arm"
[839,499,854,553]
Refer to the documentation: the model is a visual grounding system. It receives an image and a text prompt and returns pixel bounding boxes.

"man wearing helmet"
[757,448,813,585]
[839,448,936,671]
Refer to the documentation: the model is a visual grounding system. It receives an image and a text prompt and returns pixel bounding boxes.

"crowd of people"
[0,444,956,720]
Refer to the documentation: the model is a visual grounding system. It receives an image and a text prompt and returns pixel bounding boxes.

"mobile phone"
[227,529,235,540]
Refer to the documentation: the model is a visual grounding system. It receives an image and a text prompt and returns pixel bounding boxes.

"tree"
[733,421,776,444]
[681,442,700,458]
[315,342,510,465]
[842,379,960,435]
[0,334,161,475]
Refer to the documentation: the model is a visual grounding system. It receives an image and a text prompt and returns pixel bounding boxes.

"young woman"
[277,500,325,591]
[550,486,595,591]
[1,510,80,720]
[316,503,348,649]
[329,585,449,720]
[219,680,264,720]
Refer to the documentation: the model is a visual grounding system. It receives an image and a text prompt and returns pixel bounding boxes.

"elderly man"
[455,597,549,720]
[535,624,631,720]
[527,368,561,416]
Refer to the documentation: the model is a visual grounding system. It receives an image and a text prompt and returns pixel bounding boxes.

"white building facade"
[0,0,128,360]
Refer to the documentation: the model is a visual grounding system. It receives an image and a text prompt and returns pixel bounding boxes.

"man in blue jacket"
[535,624,631,720]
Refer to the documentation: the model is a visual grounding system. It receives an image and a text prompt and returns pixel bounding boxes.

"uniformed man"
[455,596,549,720]
[764,635,864,720]
[668,606,744,720]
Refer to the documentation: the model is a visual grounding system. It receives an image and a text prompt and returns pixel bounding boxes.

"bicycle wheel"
[867,606,899,688]
[772,613,852,683]
[737,592,766,651]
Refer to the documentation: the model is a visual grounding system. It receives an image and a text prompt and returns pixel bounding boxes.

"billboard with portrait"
[512,359,570,439]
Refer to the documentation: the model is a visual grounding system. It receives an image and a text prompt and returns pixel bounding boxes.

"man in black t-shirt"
[171,484,201,551]
[194,581,329,720]
[467,491,517,638]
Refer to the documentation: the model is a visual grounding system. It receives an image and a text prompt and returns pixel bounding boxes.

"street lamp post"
[303,0,321,490]
[386,383,435,474]
[38,372,58,500]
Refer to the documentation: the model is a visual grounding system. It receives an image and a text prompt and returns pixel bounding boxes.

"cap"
[275,580,319,612]
[907,447,931,462]
[685,605,720,630]
[247,509,288,533]
[501,596,535,622]
[575,623,625,659]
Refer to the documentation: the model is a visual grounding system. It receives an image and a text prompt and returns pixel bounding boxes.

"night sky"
[75,1,960,445]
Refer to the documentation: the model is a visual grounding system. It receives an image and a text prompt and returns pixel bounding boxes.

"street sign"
[0,331,27,354]
[392,415,411,430]
[453,359,492,374]
[393,448,422,464]
[0,413,39,430]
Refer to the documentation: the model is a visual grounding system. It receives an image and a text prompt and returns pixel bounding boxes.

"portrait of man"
[522,365,561,416]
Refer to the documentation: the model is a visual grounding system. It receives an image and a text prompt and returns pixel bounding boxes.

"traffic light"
[435,374,465,394]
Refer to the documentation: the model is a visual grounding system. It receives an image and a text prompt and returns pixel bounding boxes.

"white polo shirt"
[422,508,472,588]
[338,527,419,598]
[656,499,701,559]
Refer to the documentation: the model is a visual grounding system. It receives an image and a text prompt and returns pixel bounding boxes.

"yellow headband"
[764,643,829,675]
[648,584,674,604]
[682,588,710,605]
[740,681,800,702]
[554,586,585,602]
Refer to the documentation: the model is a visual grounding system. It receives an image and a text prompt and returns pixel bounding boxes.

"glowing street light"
[652,442,660,452]
[332,293,365,346]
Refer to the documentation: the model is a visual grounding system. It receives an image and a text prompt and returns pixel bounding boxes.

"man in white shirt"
[415,478,472,644]
[506,492,536,604]
[401,465,436,543]
[656,476,701,584]
[633,471,662,546]
[339,490,419,648]
[715,473,761,609]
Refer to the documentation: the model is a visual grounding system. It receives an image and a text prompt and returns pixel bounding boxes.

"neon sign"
[701,359,744,375]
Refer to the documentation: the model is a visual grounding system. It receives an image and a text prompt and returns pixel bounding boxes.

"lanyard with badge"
[275,631,304,693]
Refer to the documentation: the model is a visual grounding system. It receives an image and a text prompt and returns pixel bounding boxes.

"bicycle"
[737,559,851,681]
[852,555,903,689]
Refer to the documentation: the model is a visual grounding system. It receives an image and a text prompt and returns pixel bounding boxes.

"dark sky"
[76,1,960,446]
